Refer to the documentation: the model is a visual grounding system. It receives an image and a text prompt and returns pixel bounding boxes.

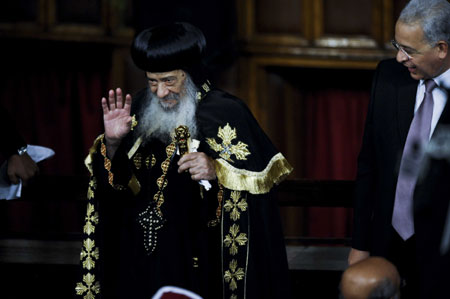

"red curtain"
[0,40,110,234]
[303,88,369,238]
[0,40,109,176]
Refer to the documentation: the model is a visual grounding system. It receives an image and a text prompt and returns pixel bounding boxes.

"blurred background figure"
[340,257,401,299]
[0,104,39,187]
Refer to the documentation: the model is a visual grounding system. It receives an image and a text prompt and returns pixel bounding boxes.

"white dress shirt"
[414,67,450,139]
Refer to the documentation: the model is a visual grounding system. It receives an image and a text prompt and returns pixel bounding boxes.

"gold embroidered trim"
[75,273,101,298]
[128,136,143,159]
[224,224,248,256]
[100,141,125,191]
[215,152,293,195]
[224,191,248,221]
[208,184,224,227]
[85,134,105,175]
[224,259,245,291]
[206,123,251,163]
[80,238,100,270]
[83,204,98,236]
[76,176,101,298]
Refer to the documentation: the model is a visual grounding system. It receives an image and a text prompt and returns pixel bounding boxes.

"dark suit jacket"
[414,90,450,299]
[352,58,419,255]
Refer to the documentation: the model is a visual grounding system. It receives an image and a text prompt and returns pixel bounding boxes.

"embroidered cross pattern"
[223,191,248,221]
[224,224,248,256]
[75,273,100,299]
[224,259,245,291]
[206,123,250,162]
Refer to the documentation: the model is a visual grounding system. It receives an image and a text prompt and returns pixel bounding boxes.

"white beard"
[136,75,199,144]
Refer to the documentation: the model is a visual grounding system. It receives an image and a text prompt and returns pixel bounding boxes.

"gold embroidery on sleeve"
[206,123,251,163]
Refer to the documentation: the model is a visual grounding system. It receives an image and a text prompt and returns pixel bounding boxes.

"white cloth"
[176,139,211,191]
[0,145,55,200]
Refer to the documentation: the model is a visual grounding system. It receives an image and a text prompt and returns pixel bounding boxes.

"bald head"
[340,257,401,299]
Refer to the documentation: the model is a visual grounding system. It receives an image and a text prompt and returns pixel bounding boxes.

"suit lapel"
[397,75,418,147]
[433,89,450,131]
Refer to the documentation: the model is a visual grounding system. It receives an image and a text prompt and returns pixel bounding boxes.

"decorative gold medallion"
[206,123,251,163]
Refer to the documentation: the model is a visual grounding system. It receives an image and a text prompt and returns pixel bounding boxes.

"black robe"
[75,82,293,299]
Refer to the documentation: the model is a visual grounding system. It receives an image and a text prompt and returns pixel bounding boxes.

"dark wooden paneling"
[56,0,102,25]
[323,0,373,35]
[0,0,39,23]
[255,0,305,35]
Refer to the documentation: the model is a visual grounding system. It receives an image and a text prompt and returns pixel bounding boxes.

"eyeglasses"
[391,39,413,60]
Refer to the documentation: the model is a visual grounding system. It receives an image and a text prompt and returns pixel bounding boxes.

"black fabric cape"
[75,83,293,299]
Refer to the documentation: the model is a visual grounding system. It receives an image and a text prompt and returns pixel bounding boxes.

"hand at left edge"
[7,153,39,186]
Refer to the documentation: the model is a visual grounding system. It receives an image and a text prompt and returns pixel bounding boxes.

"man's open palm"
[102,88,133,143]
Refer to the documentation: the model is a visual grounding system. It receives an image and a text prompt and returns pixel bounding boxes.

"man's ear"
[437,40,449,59]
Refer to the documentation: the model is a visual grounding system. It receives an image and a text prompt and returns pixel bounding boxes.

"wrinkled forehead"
[145,69,185,80]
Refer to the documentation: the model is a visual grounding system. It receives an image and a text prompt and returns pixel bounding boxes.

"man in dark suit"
[348,0,450,298]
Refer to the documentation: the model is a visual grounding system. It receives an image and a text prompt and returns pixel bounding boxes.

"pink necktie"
[392,79,437,240]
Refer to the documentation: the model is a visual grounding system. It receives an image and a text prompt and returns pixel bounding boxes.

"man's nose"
[396,49,409,63]
[156,83,170,98]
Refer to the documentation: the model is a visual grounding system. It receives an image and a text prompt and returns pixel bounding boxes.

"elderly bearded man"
[75,22,293,299]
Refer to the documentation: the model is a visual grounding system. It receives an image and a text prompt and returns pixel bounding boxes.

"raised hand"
[101,88,132,158]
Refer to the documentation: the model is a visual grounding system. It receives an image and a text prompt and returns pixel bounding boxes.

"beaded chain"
[137,139,176,254]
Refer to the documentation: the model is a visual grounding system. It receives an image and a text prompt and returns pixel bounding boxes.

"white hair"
[399,0,450,45]
[136,74,199,144]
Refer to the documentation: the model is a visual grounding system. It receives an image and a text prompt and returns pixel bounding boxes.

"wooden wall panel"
[323,0,373,35]
[255,0,305,35]
[0,0,39,23]
[47,0,108,35]
[55,0,102,25]
[0,0,45,32]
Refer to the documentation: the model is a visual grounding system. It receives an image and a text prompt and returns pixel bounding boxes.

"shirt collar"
[421,67,450,90]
